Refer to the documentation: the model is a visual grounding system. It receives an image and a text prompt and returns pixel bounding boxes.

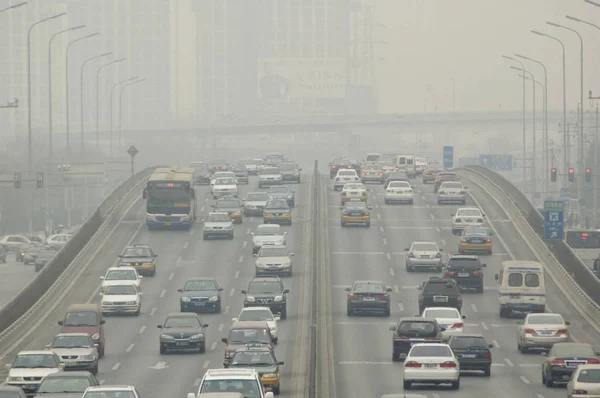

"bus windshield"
[147,182,191,214]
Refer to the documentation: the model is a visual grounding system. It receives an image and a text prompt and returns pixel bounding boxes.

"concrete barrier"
[0,167,156,334]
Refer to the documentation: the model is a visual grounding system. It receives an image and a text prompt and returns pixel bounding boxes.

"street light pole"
[450,76,456,112]
[96,58,126,148]
[28,12,67,171]
[0,1,27,13]
[48,25,85,166]
[585,0,600,7]
[109,77,139,157]
[65,33,99,160]
[512,67,537,194]
[80,52,112,153]
[118,78,146,152]
[502,55,527,184]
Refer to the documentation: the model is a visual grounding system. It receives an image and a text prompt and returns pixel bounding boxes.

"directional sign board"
[443,146,454,169]
[458,157,480,167]
[478,154,513,171]
[544,200,564,240]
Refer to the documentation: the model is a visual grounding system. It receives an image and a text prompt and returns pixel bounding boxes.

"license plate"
[509,294,521,298]
[268,267,279,271]
[461,354,476,358]
[539,330,552,335]
[194,302,205,306]
[350,213,362,216]
[424,364,437,368]
[176,342,189,346]
[433,296,448,302]
[464,219,473,223]
[471,239,484,244]
[566,361,586,368]
[458,273,469,277]
[363,297,376,301]
[25,385,38,389]
[164,222,172,226]
[420,255,430,259]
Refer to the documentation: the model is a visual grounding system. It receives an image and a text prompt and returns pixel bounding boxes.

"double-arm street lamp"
[585,0,600,7]
[109,77,140,156]
[80,52,112,152]
[118,78,146,152]
[96,58,126,147]
[0,1,26,13]
[502,55,527,183]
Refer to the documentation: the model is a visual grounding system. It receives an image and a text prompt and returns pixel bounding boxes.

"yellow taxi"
[117,244,157,276]
[458,226,493,254]
[263,199,293,225]
[341,183,368,205]
[228,346,284,395]
[340,199,372,227]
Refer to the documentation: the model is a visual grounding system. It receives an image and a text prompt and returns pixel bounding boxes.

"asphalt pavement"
[0,253,37,308]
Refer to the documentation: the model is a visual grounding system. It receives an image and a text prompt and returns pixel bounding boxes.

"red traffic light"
[551,168,557,172]
[569,168,575,174]
[586,168,591,173]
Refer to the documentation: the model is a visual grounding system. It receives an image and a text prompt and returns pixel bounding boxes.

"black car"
[0,243,7,263]
[448,334,493,376]
[231,164,249,184]
[444,254,486,293]
[0,386,27,398]
[346,280,391,316]
[34,371,100,398]
[417,277,462,313]
[207,158,229,173]
[265,185,295,207]
[242,275,289,319]
[390,317,444,361]
[541,342,600,387]
[278,162,302,183]
[212,197,244,224]
[178,278,224,313]
[193,164,211,185]
[329,157,355,178]
[157,312,209,354]
[117,243,158,276]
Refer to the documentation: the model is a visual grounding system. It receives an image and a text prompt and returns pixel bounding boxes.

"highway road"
[0,253,37,308]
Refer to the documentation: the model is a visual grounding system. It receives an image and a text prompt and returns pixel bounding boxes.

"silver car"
[243,192,273,217]
[258,166,283,188]
[451,207,485,235]
[251,224,287,254]
[211,177,238,199]
[45,233,73,250]
[437,181,467,205]
[404,241,443,272]
[202,212,234,240]
[517,312,570,353]
[46,333,99,374]
[253,245,294,277]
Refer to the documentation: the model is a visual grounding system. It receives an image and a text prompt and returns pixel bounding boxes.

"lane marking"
[160,289,166,298]
[397,302,404,311]
[239,256,244,263]
[382,238,387,245]
[425,204,430,208]
[229,288,235,296]
[203,360,209,369]
[138,325,146,334]
[99,380,105,385]
[112,363,120,370]
[168,272,174,281]
[376,214,381,220]
[200,206,205,212]
[520,376,530,384]
[389,268,395,276]
[393,285,399,293]
[176,256,182,265]
[492,339,500,349]
[246,228,251,234]
[194,378,202,387]
[234,271,239,279]
[379,226,384,232]
[126,343,134,353]
[430,213,435,219]
[210,341,217,351]
[435,226,441,233]
[218,324,224,332]
[386,253,391,260]
[536,395,544,398]
[150,307,157,316]
[470,304,478,313]
[481,322,489,330]
[242,241,247,248]
[183,242,189,249]
[505,358,514,367]
[224,306,230,314]
[441,238,446,246]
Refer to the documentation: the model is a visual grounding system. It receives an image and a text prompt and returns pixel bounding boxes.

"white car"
[567,364,600,397]
[46,333,99,374]
[212,177,238,199]
[437,181,467,205]
[45,233,73,249]
[100,266,142,293]
[258,166,283,188]
[384,181,414,204]
[242,192,273,217]
[421,307,466,342]
[404,241,443,272]
[451,207,485,235]
[341,182,367,204]
[333,169,360,191]
[251,224,287,254]
[83,386,141,398]
[254,244,294,277]
[190,368,275,398]
[5,351,63,394]
[517,312,570,352]
[232,307,281,343]
[0,235,31,251]
[210,171,236,186]
[403,343,460,390]
[203,212,234,240]
[100,282,142,315]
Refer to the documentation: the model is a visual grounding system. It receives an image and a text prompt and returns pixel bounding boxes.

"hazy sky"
[374,0,600,114]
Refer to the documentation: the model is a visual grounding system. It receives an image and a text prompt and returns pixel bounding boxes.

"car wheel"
[403,380,411,389]
[160,345,167,355]
[215,302,221,313]
[274,385,281,395]
[347,305,353,316]
[341,221,345,227]
[541,371,547,384]
[99,345,105,358]
[437,200,442,205]
[545,375,553,387]
[92,364,99,375]
[409,200,414,204]
[484,366,491,377]
[366,222,371,227]
[436,266,442,273]
[198,342,206,354]
[451,379,460,390]
[476,285,484,293]
[281,306,287,320]
[229,232,234,239]
[150,269,156,276]
[487,250,493,255]
[384,306,390,317]
[203,234,208,240]
[518,342,526,353]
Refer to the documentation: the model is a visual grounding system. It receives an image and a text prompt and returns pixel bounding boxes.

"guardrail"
[458,165,600,306]
[0,167,155,334]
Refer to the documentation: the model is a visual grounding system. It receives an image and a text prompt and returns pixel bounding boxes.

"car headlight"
[83,353,97,360]
[274,295,283,302]
[225,351,233,358]
[91,333,100,340]
[160,334,174,340]
[246,296,256,302]
[226,224,234,230]
[190,333,204,339]
[126,301,137,305]
[9,377,24,382]
[203,225,211,230]
[288,194,293,199]
[181,214,190,220]
[181,297,191,302]
[282,262,291,267]
[209,296,219,302]
[262,373,278,378]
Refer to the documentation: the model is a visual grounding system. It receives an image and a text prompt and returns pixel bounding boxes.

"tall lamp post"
[109,77,140,157]
[65,33,99,159]
[118,78,146,152]
[0,1,27,13]
[80,52,112,153]
[585,0,600,7]
[27,12,67,171]
[96,58,126,148]
[450,76,456,112]
[502,55,527,184]
[48,25,85,166]
[515,54,548,195]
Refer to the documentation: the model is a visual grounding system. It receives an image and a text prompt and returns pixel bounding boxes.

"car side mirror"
[100,320,105,325]
[565,321,571,325]
[344,287,351,292]
[488,343,494,348]
[277,361,285,365]
[494,273,499,281]
[368,206,373,210]
[283,289,290,294]
[57,320,63,326]
[440,327,447,332]
[241,198,246,202]
[284,231,288,235]
[138,275,143,279]
[290,253,295,256]
[142,189,147,199]
[202,324,209,328]
[99,276,105,280]
[387,287,392,292]
[98,292,103,296]
[118,254,123,258]
[221,337,228,344]
[157,325,163,329]
[218,288,223,291]
[232,318,238,322]
[187,393,195,398]
[211,205,216,209]
[45,344,51,349]
[253,253,258,257]
[417,285,422,290]
[464,186,468,189]
[274,316,281,321]
[241,290,247,294]
[481,264,487,268]
[462,315,467,319]
[439,248,444,252]
[154,254,158,257]
[250,232,254,236]
[389,326,396,331]
[404,248,409,251]
[541,351,547,356]
[177,289,183,292]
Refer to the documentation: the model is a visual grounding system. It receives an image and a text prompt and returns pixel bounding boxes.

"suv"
[417,277,462,314]
[189,369,275,398]
[241,276,289,319]
[444,254,486,293]
[117,243,158,276]
[448,334,493,376]
[389,317,444,361]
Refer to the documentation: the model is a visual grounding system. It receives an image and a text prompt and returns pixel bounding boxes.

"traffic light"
[586,168,592,183]
[569,168,575,182]
[13,172,21,189]
[36,172,44,188]
[551,168,557,182]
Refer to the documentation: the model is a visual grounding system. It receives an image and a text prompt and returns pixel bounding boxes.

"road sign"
[478,154,513,171]
[443,146,454,169]
[127,145,139,158]
[544,200,564,240]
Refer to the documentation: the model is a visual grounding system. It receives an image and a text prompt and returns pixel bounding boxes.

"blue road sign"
[543,200,564,240]
[443,146,454,169]
[478,154,513,171]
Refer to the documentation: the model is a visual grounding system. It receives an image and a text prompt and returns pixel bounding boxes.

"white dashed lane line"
[470,304,478,313]
[112,363,120,370]
[168,273,174,281]
[382,238,387,245]
[218,324,224,332]
[504,358,514,367]
[203,360,210,369]
[397,303,404,311]
[239,256,244,263]
[520,376,530,384]
[493,339,500,349]
[386,253,391,260]
[234,271,239,279]
[242,241,247,248]
[229,288,235,296]
[389,268,395,276]
[210,341,217,351]
[194,378,202,387]
[160,289,166,298]
[224,306,230,314]
[138,325,146,334]
[379,226,384,233]
[183,241,189,249]
[126,344,134,353]
[150,307,157,316]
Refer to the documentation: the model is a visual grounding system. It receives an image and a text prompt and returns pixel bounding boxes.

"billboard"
[256,58,346,114]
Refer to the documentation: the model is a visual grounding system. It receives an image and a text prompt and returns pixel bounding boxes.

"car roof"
[85,386,135,392]
[450,333,485,339]
[231,320,270,329]
[128,244,150,248]
[448,254,479,259]
[411,241,437,245]
[166,312,199,318]
[399,317,436,322]
[240,306,272,312]
[17,350,56,355]
[185,277,216,282]
[44,371,93,378]
[208,212,230,216]
[423,307,460,312]
[203,368,259,380]
[353,280,384,285]
[250,276,281,282]
[259,245,286,249]
[457,207,480,211]
[54,333,93,338]
[234,346,273,353]
[107,266,136,272]
[66,303,99,312]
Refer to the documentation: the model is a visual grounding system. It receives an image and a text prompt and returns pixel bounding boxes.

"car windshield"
[259,247,288,257]
[553,344,595,357]
[527,314,564,325]
[389,182,410,188]
[12,354,57,369]
[278,164,296,171]
[438,173,457,179]
[238,309,274,322]
[256,225,282,236]
[345,202,366,210]
[84,392,136,398]
[410,345,452,357]
[208,214,231,222]
[268,187,291,194]
[184,280,216,291]
[233,166,247,172]
[577,369,600,383]
[450,336,489,349]
[64,311,98,327]
[353,283,385,293]
[344,184,363,190]
[216,200,239,208]
[457,209,481,217]
[122,247,152,257]
[51,335,93,348]
[464,228,489,236]
[265,201,288,209]
[246,193,271,201]
[442,182,462,189]
[423,308,459,319]
[164,316,201,328]
[398,321,437,333]
[200,380,261,397]
[411,243,438,252]
[448,258,481,269]
[212,172,231,178]
[228,328,271,344]
[262,168,279,174]
[215,178,236,185]
[231,351,276,367]
[105,270,137,281]
[38,377,92,393]
[104,285,137,295]
[248,281,281,294]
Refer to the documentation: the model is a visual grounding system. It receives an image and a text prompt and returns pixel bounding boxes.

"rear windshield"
[410,345,452,357]
[424,281,457,294]
[448,258,481,269]
[450,336,488,349]
[507,272,540,287]
[578,369,600,383]
[397,321,437,336]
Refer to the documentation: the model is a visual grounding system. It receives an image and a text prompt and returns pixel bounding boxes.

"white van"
[395,155,417,178]
[495,260,546,317]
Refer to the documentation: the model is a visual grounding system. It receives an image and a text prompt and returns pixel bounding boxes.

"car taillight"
[332,165,337,169]
[588,359,600,364]
[473,271,482,277]
[438,191,445,195]
[435,252,441,258]
[378,172,382,176]
[364,211,369,216]
[408,252,415,258]
[343,211,348,215]
[445,271,455,277]
[379,295,389,301]
[460,238,467,243]
[362,172,365,176]
[349,294,358,300]
[451,323,464,329]
[440,361,457,368]
[393,168,397,171]
[477,218,483,223]
[551,359,565,365]
[524,328,536,335]
[418,295,424,302]
[457,296,462,305]
[347,165,352,169]
[485,238,491,243]
[483,352,491,359]
[405,361,421,368]
[556,328,568,335]
[573,390,588,395]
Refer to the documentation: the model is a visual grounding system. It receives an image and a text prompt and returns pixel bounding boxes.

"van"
[495,261,546,317]
[395,155,417,178]
[58,303,105,357]
[365,153,381,162]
